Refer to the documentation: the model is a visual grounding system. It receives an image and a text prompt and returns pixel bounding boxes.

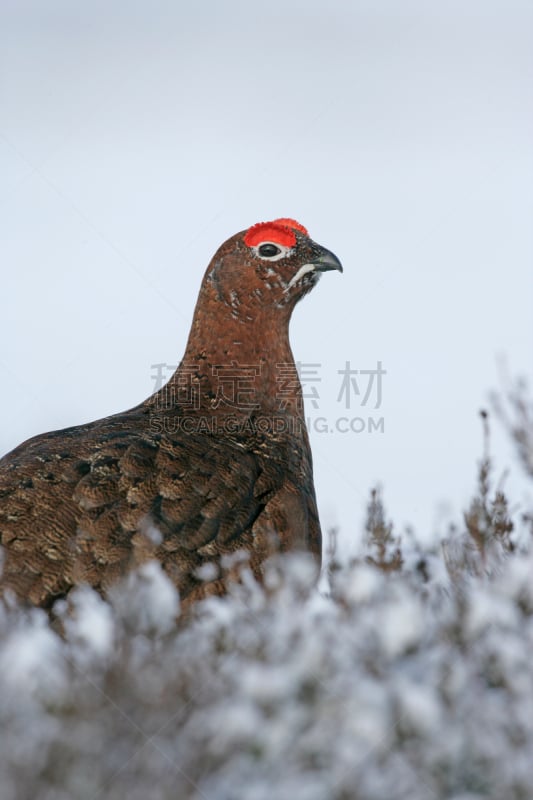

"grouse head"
[200,218,343,323]
[180,219,342,412]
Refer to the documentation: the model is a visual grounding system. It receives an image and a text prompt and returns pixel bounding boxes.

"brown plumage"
[0,218,342,611]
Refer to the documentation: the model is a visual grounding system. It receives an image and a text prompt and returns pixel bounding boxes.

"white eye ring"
[253,242,292,261]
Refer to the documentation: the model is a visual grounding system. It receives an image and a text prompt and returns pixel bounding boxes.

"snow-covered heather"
[1,523,533,800]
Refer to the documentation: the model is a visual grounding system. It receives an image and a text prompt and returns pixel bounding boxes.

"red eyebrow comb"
[244,218,308,248]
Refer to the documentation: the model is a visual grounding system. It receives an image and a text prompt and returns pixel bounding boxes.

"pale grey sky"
[1,0,532,548]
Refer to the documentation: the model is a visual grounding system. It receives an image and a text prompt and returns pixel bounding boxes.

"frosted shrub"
[0,534,532,800]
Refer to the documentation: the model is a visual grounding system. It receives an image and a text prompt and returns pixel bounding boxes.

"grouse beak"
[311,248,342,272]
[311,248,343,274]
[285,247,343,291]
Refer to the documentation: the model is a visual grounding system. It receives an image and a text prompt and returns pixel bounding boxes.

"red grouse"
[0,218,342,610]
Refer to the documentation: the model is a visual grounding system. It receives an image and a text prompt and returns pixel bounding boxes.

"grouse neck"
[165,306,305,419]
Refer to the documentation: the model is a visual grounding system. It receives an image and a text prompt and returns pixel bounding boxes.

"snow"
[0,610,64,702]
[61,586,115,661]
[108,560,180,635]
[1,537,533,798]
[377,585,425,658]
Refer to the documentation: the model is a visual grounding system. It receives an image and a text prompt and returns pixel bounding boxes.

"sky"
[1,0,532,551]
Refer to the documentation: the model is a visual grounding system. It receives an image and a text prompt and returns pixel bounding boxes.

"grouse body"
[0,218,342,610]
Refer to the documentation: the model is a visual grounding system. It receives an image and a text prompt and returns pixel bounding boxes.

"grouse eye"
[258,243,282,258]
